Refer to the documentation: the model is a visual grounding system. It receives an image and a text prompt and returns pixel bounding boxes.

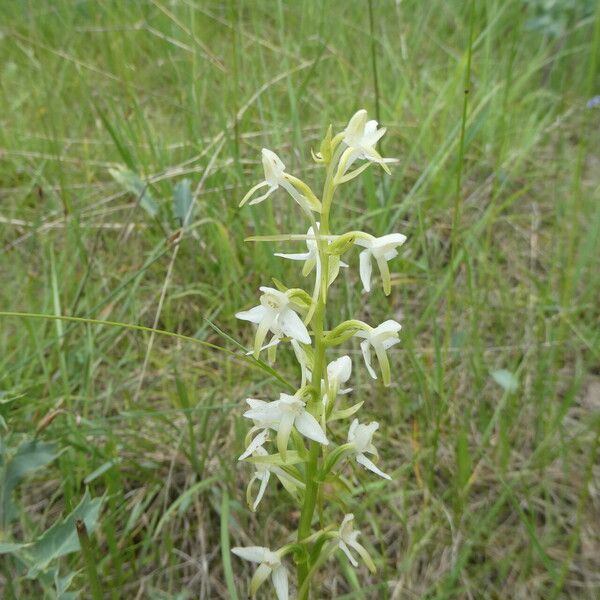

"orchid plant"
[232,109,406,599]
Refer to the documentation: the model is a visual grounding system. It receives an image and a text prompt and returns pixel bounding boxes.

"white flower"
[354,319,401,386]
[243,399,281,430]
[347,419,391,480]
[327,355,352,391]
[236,286,310,358]
[244,445,272,511]
[304,355,353,412]
[338,109,396,177]
[239,430,303,511]
[275,223,347,316]
[355,233,407,295]
[231,545,289,600]
[243,393,329,458]
[275,224,319,276]
[335,514,376,573]
[239,428,270,461]
[239,148,320,213]
[323,355,353,408]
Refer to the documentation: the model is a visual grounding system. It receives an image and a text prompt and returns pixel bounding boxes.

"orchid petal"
[239,181,269,207]
[375,319,402,335]
[302,255,317,277]
[356,453,391,480]
[360,338,377,379]
[232,546,270,564]
[235,305,267,324]
[290,339,310,387]
[239,429,269,461]
[271,565,289,600]
[359,249,372,293]
[253,317,273,359]
[338,539,359,567]
[349,419,359,439]
[373,341,392,386]
[248,186,277,206]
[349,539,377,573]
[376,255,392,296]
[250,562,273,596]
[279,308,311,344]
[328,355,352,383]
[252,471,270,511]
[295,411,329,445]
[274,252,311,261]
[276,412,295,459]
[376,233,406,247]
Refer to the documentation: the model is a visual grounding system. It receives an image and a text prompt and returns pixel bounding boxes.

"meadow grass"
[1,1,599,598]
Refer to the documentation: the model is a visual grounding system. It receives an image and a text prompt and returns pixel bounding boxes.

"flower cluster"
[232,110,406,599]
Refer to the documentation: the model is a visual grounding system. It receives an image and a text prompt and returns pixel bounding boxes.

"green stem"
[296,146,342,598]
[76,519,104,600]
[446,0,475,349]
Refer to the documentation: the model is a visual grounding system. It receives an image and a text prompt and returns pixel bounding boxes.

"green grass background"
[1,0,599,598]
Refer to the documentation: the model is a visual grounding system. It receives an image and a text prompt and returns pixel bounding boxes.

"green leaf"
[54,569,78,600]
[491,369,518,393]
[456,429,472,491]
[220,490,239,600]
[1,439,59,526]
[173,178,194,226]
[26,489,104,577]
[109,166,159,218]
[83,459,119,485]
[0,541,29,554]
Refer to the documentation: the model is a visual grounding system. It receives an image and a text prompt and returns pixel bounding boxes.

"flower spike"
[231,111,405,598]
